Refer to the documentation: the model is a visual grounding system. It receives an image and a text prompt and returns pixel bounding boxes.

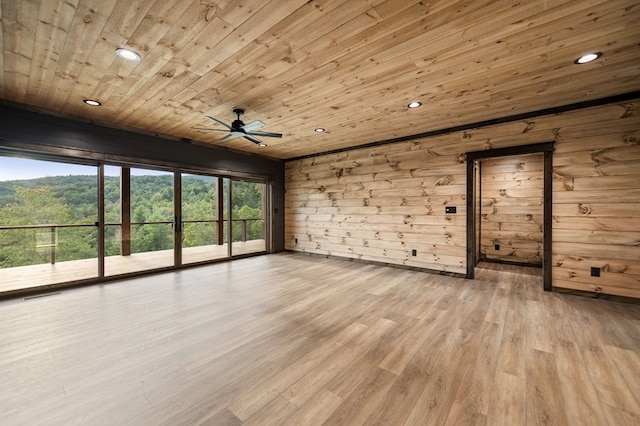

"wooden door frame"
[465,142,554,291]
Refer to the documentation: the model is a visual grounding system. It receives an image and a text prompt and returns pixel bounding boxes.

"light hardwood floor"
[1,254,639,425]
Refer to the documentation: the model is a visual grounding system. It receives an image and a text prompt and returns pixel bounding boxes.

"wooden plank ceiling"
[1,0,639,160]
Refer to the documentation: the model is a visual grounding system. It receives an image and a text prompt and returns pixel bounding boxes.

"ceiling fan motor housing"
[232,108,245,129]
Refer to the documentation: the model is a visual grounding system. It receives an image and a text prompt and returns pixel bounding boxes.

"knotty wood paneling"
[285,140,468,274]
[285,100,640,298]
[552,112,640,298]
[480,153,543,265]
[1,0,639,159]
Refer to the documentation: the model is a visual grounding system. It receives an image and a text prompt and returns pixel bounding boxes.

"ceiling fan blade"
[205,115,232,130]
[191,127,229,132]
[220,131,244,141]
[242,120,264,132]
[243,133,265,145]
[248,130,283,138]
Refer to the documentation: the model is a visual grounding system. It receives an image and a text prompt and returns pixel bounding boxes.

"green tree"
[0,186,96,267]
[233,205,263,241]
[0,172,266,266]
[182,176,218,248]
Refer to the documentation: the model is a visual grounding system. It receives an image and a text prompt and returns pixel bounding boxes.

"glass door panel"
[181,173,226,264]
[230,180,266,256]
[104,167,174,275]
[103,164,121,259]
[223,177,230,255]
[0,156,99,292]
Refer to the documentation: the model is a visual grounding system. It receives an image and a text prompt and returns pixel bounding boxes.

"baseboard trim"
[478,257,542,268]
[286,250,466,279]
[552,286,640,304]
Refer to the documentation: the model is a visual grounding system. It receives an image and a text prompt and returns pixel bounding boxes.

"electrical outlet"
[294,238,298,244]
[411,249,417,256]
[591,267,600,277]
[494,243,500,251]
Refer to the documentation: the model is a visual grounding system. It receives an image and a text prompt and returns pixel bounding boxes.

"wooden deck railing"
[0,223,96,265]
[0,218,263,265]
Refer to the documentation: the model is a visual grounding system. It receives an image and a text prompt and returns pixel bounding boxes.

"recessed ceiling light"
[83,99,101,106]
[258,143,267,147]
[574,52,602,64]
[315,128,325,132]
[116,48,141,62]
[408,101,422,108]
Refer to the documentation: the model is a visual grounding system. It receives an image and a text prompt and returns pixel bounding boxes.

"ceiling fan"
[192,108,282,147]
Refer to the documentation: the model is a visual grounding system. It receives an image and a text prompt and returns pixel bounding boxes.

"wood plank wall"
[552,105,640,298]
[285,100,640,298]
[285,143,468,274]
[480,153,544,265]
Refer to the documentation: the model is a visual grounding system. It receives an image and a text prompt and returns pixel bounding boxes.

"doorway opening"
[466,142,554,291]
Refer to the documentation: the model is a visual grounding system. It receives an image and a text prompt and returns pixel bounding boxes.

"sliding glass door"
[0,156,99,292]
[104,167,175,276]
[230,179,267,256]
[181,173,227,264]
[0,153,271,294]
